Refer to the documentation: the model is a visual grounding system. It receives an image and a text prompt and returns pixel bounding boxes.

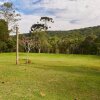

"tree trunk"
[26,50,29,64]
[55,48,59,54]
[38,48,41,53]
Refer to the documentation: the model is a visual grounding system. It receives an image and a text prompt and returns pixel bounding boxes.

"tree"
[79,35,97,54]
[31,31,49,53]
[6,37,16,52]
[30,17,54,53]
[0,2,21,27]
[0,19,9,41]
[94,35,100,55]
[31,24,48,32]
[0,2,21,64]
[20,36,34,63]
[40,16,54,31]
[49,36,60,53]
[0,41,7,52]
[21,36,34,53]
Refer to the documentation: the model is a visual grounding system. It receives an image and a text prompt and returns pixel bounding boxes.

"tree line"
[0,2,100,55]
[0,20,100,55]
[20,29,100,55]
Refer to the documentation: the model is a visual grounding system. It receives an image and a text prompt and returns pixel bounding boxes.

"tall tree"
[20,36,34,63]
[31,31,49,53]
[0,19,9,41]
[49,36,60,53]
[40,16,54,31]
[0,19,8,52]
[79,35,97,54]
[0,2,21,30]
[30,16,54,53]
[94,35,100,55]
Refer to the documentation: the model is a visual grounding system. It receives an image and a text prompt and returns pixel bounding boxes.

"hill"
[47,25,100,37]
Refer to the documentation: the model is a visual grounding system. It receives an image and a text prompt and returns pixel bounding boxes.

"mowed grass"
[0,53,100,100]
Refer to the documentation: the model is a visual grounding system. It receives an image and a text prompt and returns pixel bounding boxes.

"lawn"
[0,53,100,100]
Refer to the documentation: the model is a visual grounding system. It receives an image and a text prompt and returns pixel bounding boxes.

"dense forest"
[0,18,100,55]
[0,2,100,55]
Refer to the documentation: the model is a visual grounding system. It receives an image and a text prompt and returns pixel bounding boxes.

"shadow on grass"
[33,64,100,76]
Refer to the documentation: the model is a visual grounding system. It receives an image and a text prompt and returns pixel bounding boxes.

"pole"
[16,26,19,65]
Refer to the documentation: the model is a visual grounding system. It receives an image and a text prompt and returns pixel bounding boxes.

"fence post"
[16,26,19,65]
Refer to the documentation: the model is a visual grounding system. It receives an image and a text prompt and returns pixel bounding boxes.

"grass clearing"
[0,53,100,100]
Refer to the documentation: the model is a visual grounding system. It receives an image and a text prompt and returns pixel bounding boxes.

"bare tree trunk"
[26,50,29,64]
[56,48,59,54]
[38,48,41,53]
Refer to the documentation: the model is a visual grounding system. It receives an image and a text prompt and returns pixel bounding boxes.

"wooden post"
[16,26,19,65]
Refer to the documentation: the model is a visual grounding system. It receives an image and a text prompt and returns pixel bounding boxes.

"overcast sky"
[0,0,100,33]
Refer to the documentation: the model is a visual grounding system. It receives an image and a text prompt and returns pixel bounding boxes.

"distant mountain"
[22,25,100,38]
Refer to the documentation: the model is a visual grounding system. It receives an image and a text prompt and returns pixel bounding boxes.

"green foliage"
[0,19,9,52]
[0,2,21,25]
[0,1,20,53]
[94,35,100,55]
[0,17,100,55]
[0,19,9,41]
[0,41,7,52]
[46,26,100,55]
[31,31,49,53]
[6,38,16,52]
[3,2,13,9]
[18,25,100,55]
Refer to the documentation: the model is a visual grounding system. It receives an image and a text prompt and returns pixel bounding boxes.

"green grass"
[0,53,100,100]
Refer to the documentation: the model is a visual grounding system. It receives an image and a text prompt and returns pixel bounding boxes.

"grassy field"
[0,53,100,100]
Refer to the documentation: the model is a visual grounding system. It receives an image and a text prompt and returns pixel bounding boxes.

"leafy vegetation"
[20,26,100,55]
[0,22,100,55]
[0,2,100,55]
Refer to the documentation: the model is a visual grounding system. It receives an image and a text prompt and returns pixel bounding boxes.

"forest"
[0,18,100,55]
[0,2,100,55]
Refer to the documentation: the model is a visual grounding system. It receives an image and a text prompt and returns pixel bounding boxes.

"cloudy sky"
[0,0,100,33]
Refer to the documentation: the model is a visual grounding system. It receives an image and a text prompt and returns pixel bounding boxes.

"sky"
[0,0,100,33]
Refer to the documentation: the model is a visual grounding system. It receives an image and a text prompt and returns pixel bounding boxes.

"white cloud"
[12,0,100,33]
[18,14,40,33]
[0,1,3,5]
[42,0,67,9]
